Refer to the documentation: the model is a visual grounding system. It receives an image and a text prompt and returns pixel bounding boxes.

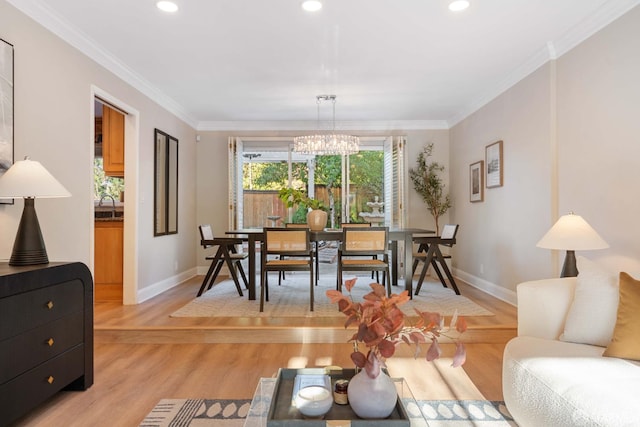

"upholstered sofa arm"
[517,277,577,340]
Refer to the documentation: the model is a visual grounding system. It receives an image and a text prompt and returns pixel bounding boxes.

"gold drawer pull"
[46,301,54,310]
[47,338,55,347]
[47,376,55,384]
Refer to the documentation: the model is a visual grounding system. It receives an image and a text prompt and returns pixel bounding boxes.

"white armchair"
[503,276,640,427]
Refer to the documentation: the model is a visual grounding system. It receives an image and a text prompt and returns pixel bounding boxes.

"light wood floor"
[14,275,517,427]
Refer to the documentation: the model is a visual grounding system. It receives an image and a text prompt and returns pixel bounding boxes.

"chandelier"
[293,95,360,156]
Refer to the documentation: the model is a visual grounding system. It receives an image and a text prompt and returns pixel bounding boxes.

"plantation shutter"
[384,136,406,229]
[228,137,243,230]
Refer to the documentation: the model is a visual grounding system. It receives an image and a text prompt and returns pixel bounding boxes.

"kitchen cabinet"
[0,262,93,426]
[94,220,123,301]
[102,104,125,177]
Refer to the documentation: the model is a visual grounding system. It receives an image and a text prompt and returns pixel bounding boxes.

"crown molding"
[447,0,640,128]
[7,0,199,129]
[553,0,640,57]
[10,0,640,132]
[446,44,552,127]
[196,120,449,132]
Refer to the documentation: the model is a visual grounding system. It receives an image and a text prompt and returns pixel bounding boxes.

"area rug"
[171,274,493,318]
[140,398,515,426]
[141,360,515,426]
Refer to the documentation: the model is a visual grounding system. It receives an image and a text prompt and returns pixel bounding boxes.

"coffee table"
[243,377,429,426]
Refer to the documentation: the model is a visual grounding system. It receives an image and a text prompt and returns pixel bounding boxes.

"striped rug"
[140,398,515,426]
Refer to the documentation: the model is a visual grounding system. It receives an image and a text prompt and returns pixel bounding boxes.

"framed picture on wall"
[0,38,14,204]
[485,140,503,188]
[470,160,484,202]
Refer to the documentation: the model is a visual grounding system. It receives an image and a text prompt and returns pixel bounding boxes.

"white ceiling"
[8,0,640,130]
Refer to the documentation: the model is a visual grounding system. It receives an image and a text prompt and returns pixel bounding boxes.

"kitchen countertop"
[95,204,124,222]
[95,216,123,222]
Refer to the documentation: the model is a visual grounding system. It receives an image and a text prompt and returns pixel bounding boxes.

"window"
[228,136,405,230]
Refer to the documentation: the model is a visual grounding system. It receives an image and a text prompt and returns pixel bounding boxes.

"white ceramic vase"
[347,369,397,419]
[306,209,327,231]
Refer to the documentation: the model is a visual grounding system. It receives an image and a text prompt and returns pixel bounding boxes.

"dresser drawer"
[0,279,84,340]
[0,312,84,384]
[0,345,85,426]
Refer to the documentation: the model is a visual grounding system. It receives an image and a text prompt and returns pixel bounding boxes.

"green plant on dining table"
[326,278,467,379]
[278,188,327,211]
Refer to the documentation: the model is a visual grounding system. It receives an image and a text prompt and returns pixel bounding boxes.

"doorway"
[91,86,140,305]
[93,99,125,302]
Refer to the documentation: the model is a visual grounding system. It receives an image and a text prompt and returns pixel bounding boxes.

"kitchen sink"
[95,210,124,219]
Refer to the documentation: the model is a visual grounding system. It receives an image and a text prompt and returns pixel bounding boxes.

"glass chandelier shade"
[294,95,360,156]
[293,133,359,156]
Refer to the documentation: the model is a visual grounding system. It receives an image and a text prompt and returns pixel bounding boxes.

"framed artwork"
[0,38,14,204]
[485,140,503,188]
[470,160,484,202]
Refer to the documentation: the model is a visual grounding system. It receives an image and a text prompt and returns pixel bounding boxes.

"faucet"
[99,194,116,218]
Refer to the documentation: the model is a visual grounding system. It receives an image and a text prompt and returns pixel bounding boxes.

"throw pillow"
[560,256,618,347]
[603,272,640,360]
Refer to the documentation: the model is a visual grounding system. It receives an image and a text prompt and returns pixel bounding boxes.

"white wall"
[556,5,640,275]
[450,5,640,303]
[0,1,198,302]
[450,65,554,303]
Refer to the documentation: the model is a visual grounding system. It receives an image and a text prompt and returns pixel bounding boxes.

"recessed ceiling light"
[156,1,178,13]
[449,0,470,12]
[301,1,322,12]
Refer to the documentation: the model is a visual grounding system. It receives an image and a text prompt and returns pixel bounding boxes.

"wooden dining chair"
[281,223,318,284]
[337,226,391,296]
[260,227,314,312]
[197,224,248,297]
[342,222,381,281]
[412,224,460,295]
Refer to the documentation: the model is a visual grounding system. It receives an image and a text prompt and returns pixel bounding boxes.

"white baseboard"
[137,267,198,303]
[453,268,517,306]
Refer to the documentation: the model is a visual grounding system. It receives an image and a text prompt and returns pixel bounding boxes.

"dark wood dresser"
[0,262,93,426]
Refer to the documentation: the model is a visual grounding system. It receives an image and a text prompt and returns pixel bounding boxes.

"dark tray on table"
[267,368,410,427]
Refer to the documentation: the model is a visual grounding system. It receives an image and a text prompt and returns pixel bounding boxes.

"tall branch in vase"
[409,143,452,232]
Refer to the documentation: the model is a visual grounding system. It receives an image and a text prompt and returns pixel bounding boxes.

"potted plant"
[326,278,467,418]
[409,143,452,232]
[278,188,328,231]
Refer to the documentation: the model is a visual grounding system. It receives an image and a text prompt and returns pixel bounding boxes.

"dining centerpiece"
[326,278,467,419]
[278,188,328,231]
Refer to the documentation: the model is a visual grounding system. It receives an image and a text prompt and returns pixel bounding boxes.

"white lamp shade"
[536,213,608,251]
[0,158,71,198]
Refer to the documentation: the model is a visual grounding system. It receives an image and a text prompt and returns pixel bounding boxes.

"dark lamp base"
[560,250,578,278]
[9,198,49,266]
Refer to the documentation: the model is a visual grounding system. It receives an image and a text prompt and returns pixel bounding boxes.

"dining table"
[225,227,434,300]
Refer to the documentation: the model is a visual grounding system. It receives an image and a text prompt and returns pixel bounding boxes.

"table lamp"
[536,212,608,277]
[0,157,71,266]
